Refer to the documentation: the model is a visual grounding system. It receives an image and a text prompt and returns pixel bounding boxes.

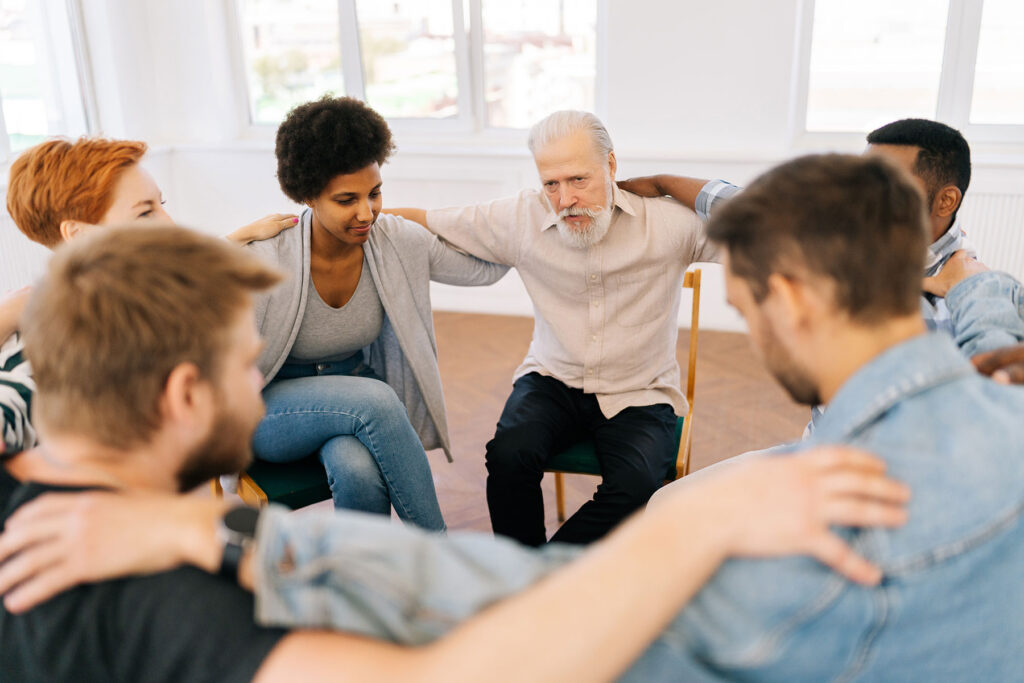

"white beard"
[555,176,614,249]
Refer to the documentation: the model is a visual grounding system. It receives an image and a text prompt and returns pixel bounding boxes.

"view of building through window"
[971,0,1024,125]
[236,0,597,128]
[806,0,949,133]
[481,0,597,128]
[0,0,59,153]
[356,0,459,119]
[237,0,346,125]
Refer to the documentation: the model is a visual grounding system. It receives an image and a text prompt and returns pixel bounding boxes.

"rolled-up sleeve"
[253,505,580,645]
[694,180,743,222]
[947,271,1024,358]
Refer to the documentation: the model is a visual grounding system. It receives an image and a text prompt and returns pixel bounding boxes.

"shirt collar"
[540,183,637,231]
[809,332,975,444]
[924,217,966,274]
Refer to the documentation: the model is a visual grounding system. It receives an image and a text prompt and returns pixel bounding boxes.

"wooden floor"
[427,311,810,535]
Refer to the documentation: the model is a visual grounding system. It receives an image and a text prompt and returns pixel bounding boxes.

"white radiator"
[0,208,49,293]
[960,193,1024,281]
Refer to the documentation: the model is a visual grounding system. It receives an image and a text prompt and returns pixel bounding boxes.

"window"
[797,0,1024,139]
[232,0,599,130]
[0,0,91,162]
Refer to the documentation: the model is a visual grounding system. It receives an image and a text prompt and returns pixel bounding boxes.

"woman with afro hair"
[243,96,507,530]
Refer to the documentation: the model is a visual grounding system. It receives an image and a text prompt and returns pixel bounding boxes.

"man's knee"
[599,466,663,510]
[485,427,550,476]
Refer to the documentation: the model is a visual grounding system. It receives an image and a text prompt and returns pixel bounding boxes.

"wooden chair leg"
[238,474,269,508]
[554,472,566,522]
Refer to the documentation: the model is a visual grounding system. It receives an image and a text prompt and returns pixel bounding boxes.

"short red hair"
[6,137,148,248]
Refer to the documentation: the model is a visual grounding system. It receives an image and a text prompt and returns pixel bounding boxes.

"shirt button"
[587,368,594,374]
[591,335,598,341]
[590,274,597,281]
[316,363,327,373]
[593,301,600,307]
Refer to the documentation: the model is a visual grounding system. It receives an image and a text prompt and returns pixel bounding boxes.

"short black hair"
[866,118,971,218]
[707,154,928,324]
[275,96,396,203]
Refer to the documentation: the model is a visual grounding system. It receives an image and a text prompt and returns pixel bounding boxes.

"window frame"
[225,0,607,144]
[790,0,1024,151]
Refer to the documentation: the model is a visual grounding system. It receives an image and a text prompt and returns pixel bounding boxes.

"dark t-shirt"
[0,467,287,682]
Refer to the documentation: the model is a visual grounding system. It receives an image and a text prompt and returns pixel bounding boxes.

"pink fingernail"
[292,217,299,223]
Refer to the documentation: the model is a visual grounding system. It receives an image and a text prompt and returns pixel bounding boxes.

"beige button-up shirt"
[427,186,718,418]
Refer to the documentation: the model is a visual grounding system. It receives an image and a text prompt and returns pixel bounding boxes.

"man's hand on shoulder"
[922,250,990,298]
[617,176,665,198]
[973,344,1024,384]
[0,491,229,613]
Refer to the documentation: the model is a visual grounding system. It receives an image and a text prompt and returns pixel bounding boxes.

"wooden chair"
[211,455,332,509]
[545,268,702,523]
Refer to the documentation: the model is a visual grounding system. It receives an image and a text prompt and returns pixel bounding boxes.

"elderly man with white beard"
[389,111,717,546]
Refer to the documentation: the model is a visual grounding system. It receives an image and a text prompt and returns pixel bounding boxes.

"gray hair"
[527,110,614,161]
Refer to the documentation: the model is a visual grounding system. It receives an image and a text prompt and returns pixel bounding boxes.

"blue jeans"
[252,353,445,532]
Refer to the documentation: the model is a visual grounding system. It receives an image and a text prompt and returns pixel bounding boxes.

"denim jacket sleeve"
[252,505,581,645]
[945,271,1024,358]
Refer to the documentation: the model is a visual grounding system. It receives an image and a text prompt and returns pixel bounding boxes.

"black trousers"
[485,372,677,547]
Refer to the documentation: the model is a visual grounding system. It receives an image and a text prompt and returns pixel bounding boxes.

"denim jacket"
[253,332,1024,681]
[651,332,1024,681]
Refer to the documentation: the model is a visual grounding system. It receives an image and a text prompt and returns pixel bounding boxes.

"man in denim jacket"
[4,155,1021,681]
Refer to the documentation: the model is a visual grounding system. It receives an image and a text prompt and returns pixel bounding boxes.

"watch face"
[223,505,260,537]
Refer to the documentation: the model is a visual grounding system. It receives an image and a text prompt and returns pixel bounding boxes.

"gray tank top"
[286,258,385,363]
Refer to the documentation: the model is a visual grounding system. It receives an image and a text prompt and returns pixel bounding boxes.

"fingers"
[820,495,908,529]
[807,532,882,586]
[820,469,911,504]
[3,561,80,614]
[804,446,886,474]
[973,344,1024,378]
[0,539,69,611]
[0,510,68,567]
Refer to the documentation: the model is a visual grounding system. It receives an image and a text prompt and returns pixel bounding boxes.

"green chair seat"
[244,454,332,510]
[546,415,686,481]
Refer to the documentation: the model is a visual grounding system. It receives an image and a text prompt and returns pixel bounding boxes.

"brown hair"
[6,137,148,248]
[707,154,928,324]
[21,225,282,448]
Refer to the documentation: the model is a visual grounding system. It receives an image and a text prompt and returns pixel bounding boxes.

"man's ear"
[607,150,617,181]
[161,362,213,428]
[59,219,90,243]
[933,185,962,219]
[765,272,812,333]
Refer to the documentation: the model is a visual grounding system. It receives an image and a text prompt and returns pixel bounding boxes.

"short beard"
[760,316,821,406]
[555,175,614,249]
[176,405,257,493]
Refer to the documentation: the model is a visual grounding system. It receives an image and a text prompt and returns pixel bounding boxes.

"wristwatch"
[217,505,260,582]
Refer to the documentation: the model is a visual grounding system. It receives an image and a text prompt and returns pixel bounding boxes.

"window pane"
[481,0,597,129]
[806,0,948,132]
[237,0,345,124]
[970,0,1024,125]
[0,0,65,152]
[356,0,458,119]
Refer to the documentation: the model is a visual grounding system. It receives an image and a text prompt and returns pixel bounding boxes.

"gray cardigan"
[244,210,508,461]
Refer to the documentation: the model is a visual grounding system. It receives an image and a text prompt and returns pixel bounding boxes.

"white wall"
[3,0,1024,334]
